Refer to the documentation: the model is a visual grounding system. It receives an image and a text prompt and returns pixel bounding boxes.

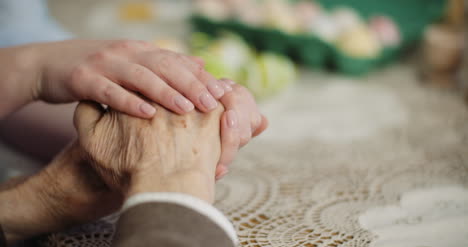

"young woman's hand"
[37,40,229,118]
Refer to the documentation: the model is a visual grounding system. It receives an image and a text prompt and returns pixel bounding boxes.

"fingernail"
[221,80,233,92]
[254,113,262,128]
[140,102,156,116]
[199,92,218,110]
[216,169,229,180]
[174,95,194,113]
[207,80,224,98]
[226,110,238,128]
[225,79,236,85]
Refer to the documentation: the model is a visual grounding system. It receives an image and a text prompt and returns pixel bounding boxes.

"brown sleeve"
[112,202,235,247]
[0,223,6,247]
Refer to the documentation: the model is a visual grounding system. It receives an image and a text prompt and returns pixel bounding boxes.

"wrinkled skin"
[1,100,226,244]
[0,82,268,244]
[74,82,268,197]
[74,101,224,202]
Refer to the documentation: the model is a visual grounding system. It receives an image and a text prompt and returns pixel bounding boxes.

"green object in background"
[192,32,254,79]
[191,0,447,75]
[237,52,297,98]
[190,32,297,99]
[332,47,377,76]
[257,52,297,97]
[289,34,331,68]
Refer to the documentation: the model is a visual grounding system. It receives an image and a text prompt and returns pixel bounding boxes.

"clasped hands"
[0,81,267,245]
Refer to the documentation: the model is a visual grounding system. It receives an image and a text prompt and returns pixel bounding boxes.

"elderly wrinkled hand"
[73,81,268,200]
[0,81,268,245]
[0,100,224,245]
[74,100,224,202]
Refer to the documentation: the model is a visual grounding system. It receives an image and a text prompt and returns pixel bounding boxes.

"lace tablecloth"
[43,65,468,247]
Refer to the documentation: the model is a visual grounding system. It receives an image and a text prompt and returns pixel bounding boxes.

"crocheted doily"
[41,65,468,247]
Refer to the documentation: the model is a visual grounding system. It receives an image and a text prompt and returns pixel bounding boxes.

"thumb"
[252,114,268,137]
[73,101,105,138]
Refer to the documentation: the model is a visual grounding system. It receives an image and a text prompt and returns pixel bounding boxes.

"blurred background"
[0,1,467,246]
[0,0,466,180]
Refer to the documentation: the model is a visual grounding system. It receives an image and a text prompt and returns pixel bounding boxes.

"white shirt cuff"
[122,192,238,245]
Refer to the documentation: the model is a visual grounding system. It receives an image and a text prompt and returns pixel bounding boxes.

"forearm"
[0,142,119,245]
[0,177,54,244]
[0,102,77,161]
[0,45,41,119]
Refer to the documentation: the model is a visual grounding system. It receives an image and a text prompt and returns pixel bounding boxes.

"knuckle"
[178,54,195,67]
[71,65,87,81]
[137,40,153,48]
[237,85,251,95]
[239,132,251,145]
[161,88,178,103]
[189,79,206,94]
[229,82,246,95]
[109,40,136,51]
[175,53,185,61]
[222,94,237,106]
[251,113,261,128]
[131,66,147,80]
[158,55,173,71]
[98,83,117,102]
[192,64,205,78]
[89,50,112,63]
[181,54,199,68]
[191,55,203,63]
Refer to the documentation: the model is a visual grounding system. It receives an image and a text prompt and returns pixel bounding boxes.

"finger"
[108,62,195,114]
[218,110,240,168]
[220,78,236,86]
[221,80,258,145]
[218,79,234,92]
[73,101,105,137]
[250,113,262,134]
[215,165,229,181]
[86,76,156,118]
[107,40,156,55]
[148,55,220,112]
[218,84,252,147]
[188,55,205,67]
[252,114,269,137]
[181,56,226,99]
[236,106,253,147]
[238,124,252,147]
[163,51,226,99]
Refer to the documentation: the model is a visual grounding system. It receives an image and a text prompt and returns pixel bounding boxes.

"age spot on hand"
[180,119,187,128]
